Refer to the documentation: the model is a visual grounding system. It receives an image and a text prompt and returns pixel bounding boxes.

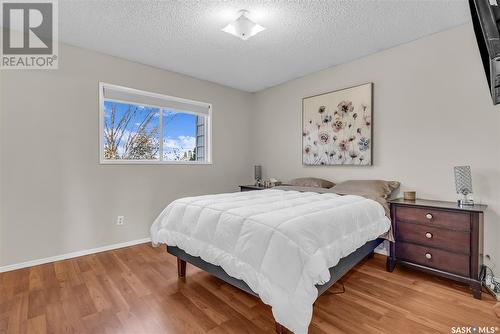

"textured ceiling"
[58,0,471,92]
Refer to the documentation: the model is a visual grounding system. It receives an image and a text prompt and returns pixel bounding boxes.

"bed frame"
[166,237,383,334]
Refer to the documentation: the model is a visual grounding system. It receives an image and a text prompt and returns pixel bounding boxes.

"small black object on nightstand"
[387,198,487,299]
[239,185,267,192]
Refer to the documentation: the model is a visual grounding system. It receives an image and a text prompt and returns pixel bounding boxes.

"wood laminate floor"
[1,243,498,334]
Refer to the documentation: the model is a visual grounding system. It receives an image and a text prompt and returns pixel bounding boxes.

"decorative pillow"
[288,177,335,189]
[331,180,400,199]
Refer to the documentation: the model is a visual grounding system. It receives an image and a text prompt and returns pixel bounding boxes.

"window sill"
[99,160,213,165]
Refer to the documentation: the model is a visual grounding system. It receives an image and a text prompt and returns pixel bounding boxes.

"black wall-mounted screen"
[469,0,500,105]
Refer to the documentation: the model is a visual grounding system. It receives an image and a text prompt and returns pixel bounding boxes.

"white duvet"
[150,189,390,333]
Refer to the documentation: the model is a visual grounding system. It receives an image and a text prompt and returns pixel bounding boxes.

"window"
[99,83,211,164]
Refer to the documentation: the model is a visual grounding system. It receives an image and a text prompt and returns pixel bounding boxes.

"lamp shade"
[254,165,262,181]
[454,166,473,195]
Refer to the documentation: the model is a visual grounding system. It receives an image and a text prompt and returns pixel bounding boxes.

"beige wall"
[2,23,499,272]
[252,24,500,270]
[0,43,253,266]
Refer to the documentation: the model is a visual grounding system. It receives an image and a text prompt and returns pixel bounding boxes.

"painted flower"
[349,151,358,159]
[332,119,345,133]
[338,139,350,152]
[337,100,354,116]
[318,131,330,145]
[363,114,371,127]
[304,145,312,154]
[318,106,326,114]
[302,130,310,137]
[322,115,332,123]
[358,137,370,151]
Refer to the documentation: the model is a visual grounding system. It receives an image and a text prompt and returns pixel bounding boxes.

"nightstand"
[387,198,487,299]
[239,185,267,192]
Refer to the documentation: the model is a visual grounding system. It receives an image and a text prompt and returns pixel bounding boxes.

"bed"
[151,187,392,334]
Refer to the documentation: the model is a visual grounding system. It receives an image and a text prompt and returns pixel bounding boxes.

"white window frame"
[99,82,212,165]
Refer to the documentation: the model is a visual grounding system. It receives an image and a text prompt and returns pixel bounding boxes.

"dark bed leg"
[275,322,289,334]
[367,251,375,259]
[177,258,186,278]
[386,257,396,272]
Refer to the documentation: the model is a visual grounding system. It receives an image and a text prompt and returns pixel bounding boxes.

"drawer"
[396,222,470,254]
[395,206,470,231]
[396,241,470,277]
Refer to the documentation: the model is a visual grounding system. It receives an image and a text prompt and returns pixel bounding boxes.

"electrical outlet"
[116,216,125,226]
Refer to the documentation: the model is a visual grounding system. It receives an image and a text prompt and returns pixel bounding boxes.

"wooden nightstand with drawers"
[387,198,487,299]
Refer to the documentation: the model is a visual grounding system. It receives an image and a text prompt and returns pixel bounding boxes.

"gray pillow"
[331,180,400,199]
[288,177,335,189]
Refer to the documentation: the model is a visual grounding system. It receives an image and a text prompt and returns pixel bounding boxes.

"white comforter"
[150,189,390,334]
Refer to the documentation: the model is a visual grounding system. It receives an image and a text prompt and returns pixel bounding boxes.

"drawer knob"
[425,213,433,220]
[425,253,432,260]
[425,232,433,239]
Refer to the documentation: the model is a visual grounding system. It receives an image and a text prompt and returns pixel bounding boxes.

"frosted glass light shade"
[222,10,265,40]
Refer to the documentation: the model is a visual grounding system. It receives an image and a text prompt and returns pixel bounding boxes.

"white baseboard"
[374,240,389,256]
[0,237,151,273]
[374,248,389,256]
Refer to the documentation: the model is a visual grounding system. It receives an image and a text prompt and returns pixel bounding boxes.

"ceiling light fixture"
[222,10,266,40]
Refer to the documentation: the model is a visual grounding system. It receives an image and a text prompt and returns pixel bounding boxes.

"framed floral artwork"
[302,83,373,166]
